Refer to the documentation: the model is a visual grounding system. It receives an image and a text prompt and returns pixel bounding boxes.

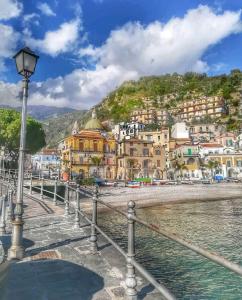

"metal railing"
[2,169,242,299]
[0,176,15,236]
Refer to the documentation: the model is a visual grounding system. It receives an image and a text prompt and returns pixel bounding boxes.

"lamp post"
[8,47,39,260]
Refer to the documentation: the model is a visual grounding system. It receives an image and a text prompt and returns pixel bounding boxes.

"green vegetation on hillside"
[96,70,242,128]
[43,110,87,147]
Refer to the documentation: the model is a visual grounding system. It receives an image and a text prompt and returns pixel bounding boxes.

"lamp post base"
[7,219,25,260]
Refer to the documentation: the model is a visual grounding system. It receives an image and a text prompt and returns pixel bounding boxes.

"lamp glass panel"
[15,52,24,74]
[23,52,37,73]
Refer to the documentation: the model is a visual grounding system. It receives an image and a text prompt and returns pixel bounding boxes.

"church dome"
[84,109,103,130]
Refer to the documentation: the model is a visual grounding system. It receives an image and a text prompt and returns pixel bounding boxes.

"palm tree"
[205,160,221,179]
[173,160,188,179]
[127,158,136,180]
[90,156,102,177]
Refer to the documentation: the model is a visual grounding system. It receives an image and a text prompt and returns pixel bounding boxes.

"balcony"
[183,152,200,157]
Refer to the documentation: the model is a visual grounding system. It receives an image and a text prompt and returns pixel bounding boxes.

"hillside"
[95,70,242,130]
[0,105,79,121]
[42,70,242,147]
[42,110,88,147]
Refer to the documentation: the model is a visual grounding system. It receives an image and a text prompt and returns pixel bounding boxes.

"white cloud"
[82,5,242,75]
[0,0,22,20]
[37,2,56,16]
[25,19,81,56]
[23,13,40,26]
[0,80,21,106]
[0,24,19,72]
[1,5,242,109]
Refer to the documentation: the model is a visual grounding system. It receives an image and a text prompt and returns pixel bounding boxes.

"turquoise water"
[98,199,242,299]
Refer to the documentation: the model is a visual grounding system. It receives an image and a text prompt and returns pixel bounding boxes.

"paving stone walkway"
[1,191,161,300]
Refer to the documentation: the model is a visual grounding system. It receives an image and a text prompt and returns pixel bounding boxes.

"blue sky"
[0,0,242,109]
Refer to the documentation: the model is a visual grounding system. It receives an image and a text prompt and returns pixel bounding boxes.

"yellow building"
[169,143,201,179]
[117,138,167,180]
[138,127,169,151]
[61,111,116,179]
[205,153,242,178]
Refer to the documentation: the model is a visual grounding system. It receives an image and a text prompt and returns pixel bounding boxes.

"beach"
[91,182,242,210]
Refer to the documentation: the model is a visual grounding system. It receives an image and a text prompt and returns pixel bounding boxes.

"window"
[144,143,147,147]
[158,136,160,141]
[155,150,161,155]
[79,142,84,151]
[143,148,149,156]
[130,148,134,156]
[157,160,160,167]
[237,160,242,167]
[164,134,167,139]
[226,160,231,168]
[130,142,133,146]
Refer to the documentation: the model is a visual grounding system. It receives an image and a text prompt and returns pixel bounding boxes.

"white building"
[31,149,60,173]
[112,122,145,141]
[171,122,189,139]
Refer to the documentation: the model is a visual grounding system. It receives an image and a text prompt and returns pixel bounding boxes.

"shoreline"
[80,182,242,212]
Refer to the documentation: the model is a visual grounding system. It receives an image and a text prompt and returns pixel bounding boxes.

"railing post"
[0,195,7,235]
[8,169,10,183]
[8,189,13,221]
[64,181,70,217]
[74,185,80,228]
[125,200,137,299]
[29,174,33,195]
[53,177,57,205]
[40,176,44,199]
[90,185,98,253]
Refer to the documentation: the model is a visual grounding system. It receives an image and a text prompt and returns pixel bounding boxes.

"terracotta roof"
[201,143,223,148]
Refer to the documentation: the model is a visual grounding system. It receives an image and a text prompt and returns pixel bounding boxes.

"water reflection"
[98,199,242,299]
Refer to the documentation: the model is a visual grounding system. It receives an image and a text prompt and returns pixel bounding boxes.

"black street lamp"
[8,47,39,260]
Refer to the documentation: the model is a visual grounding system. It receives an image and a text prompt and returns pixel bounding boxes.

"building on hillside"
[171,122,189,139]
[116,138,166,180]
[188,124,225,143]
[61,111,116,180]
[204,153,242,178]
[171,96,227,122]
[131,108,169,125]
[31,149,60,173]
[199,143,224,157]
[215,132,236,148]
[237,133,242,150]
[112,122,145,141]
[169,143,202,179]
[138,127,169,152]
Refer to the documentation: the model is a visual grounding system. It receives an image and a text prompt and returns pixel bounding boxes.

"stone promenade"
[1,191,161,300]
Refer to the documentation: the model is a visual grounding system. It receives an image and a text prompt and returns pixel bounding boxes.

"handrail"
[2,168,242,299]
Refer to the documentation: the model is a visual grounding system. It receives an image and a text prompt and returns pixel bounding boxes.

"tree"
[127,158,136,180]
[0,109,46,167]
[90,156,102,177]
[173,159,188,179]
[205,160,221,178]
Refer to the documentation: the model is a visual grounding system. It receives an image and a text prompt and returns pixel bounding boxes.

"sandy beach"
[87,182,242,211]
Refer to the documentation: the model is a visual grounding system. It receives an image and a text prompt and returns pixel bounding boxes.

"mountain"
[42,110,88,147]
[95,70,242,130]
[0,104,79,121]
